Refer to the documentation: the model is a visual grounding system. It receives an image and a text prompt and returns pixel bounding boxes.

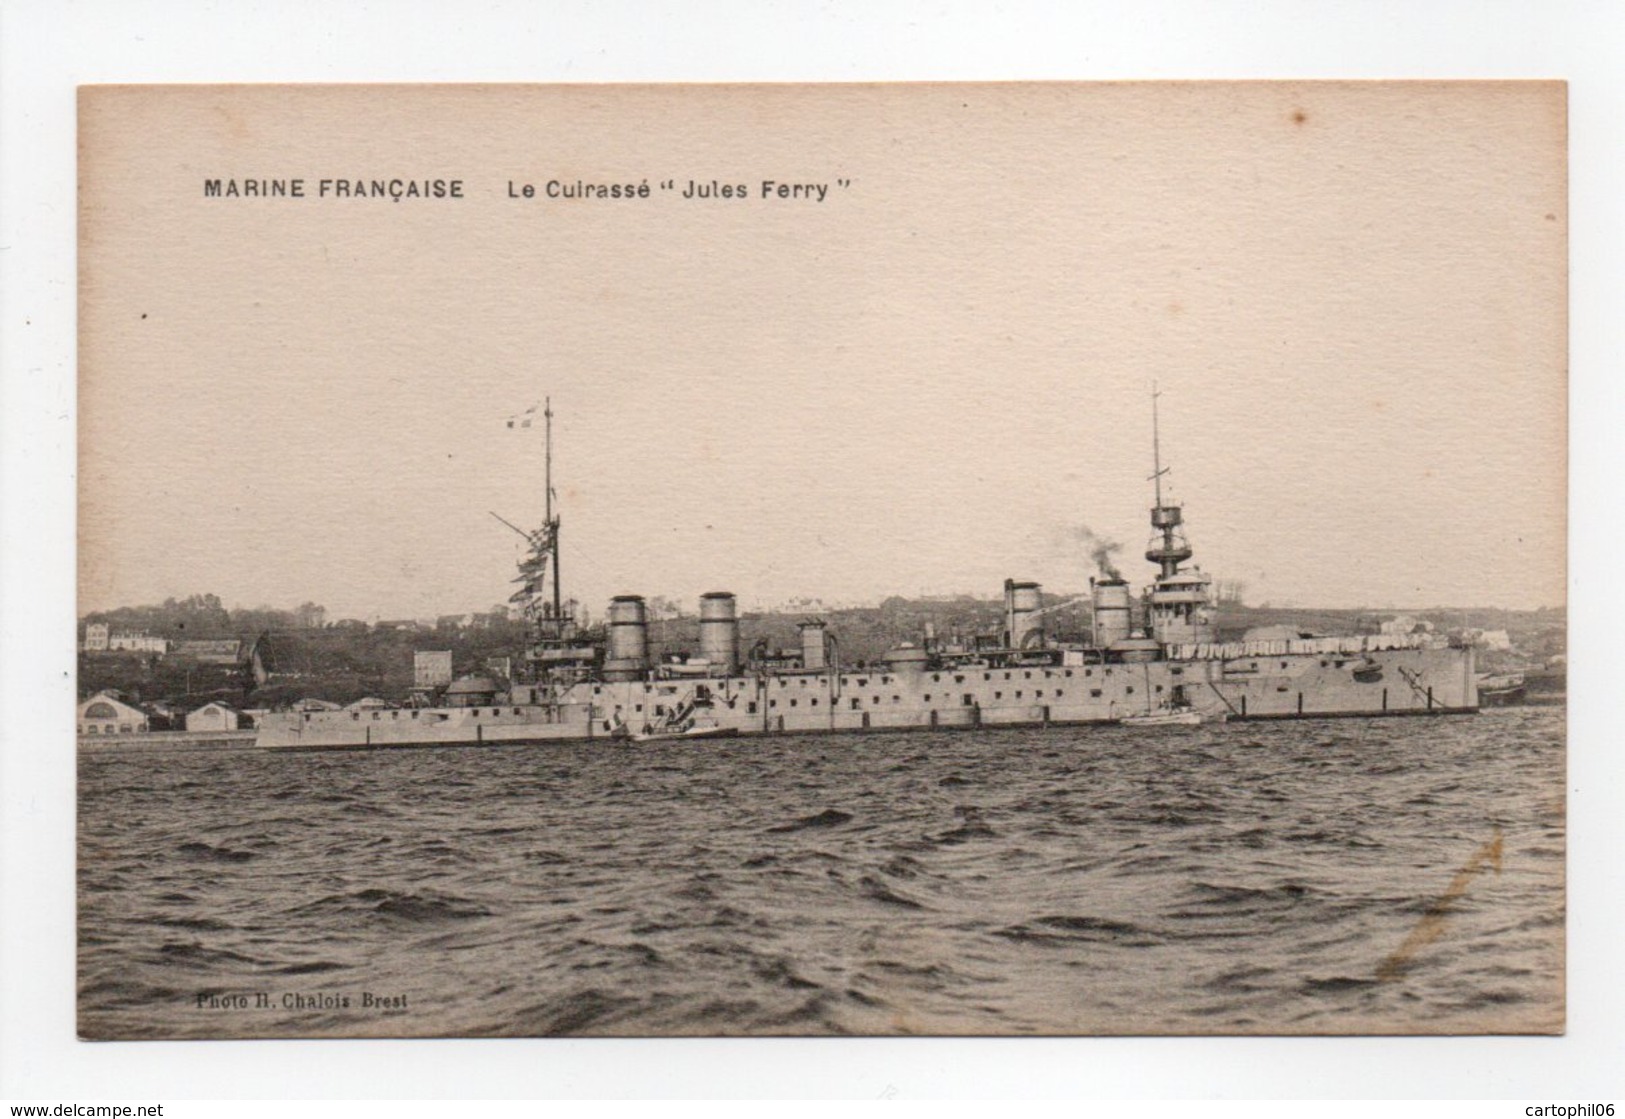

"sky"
[78,82,1567,620]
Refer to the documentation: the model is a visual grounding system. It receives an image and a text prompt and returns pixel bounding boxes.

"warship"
[255,394,1477,750]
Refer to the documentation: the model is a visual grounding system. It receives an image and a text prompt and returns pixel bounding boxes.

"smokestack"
[604,595,649,681]
[1005,579,1043,649]
[799,621,829,671]
[698,592,740,676]
[1092,576,1132,648]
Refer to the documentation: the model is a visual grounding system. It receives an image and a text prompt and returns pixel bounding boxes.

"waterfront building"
[184,701,241,732]
[77,692,149,736]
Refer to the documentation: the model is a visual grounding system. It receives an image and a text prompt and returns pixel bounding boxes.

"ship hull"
[254,704,598,750]
[256,644,1475,750]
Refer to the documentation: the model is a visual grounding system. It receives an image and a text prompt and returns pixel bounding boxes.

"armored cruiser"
[255,395,1476,750]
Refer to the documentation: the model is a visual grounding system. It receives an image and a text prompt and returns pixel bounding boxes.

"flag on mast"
[506,403,539,429]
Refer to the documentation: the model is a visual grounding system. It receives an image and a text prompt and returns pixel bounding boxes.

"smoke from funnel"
[1075,525,1123,580]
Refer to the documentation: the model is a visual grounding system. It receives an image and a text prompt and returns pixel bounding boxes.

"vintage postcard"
[77,82,1566,1039]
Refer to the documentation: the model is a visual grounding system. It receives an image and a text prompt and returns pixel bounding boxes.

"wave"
[1185,881,1313,906]
[753,956,823,991]
[153,940,265,968]
[506,987,642,1036]
[928,805,998,845]
[1300,975,1380,995]
[287,887,492,924]
[767,808,854,832]
[148,915,234,932]
[403,839,476,865]
[1202,965,1276,993]
[176,841,256,863]
[276,960,351,975]
[878,854,930,880]
[371,891,492,923]
[857,875,927,910]
[995,914,1162,947]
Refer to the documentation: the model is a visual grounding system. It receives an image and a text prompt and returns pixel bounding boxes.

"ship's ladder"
[1396,666,1433,708]
[654,693,698,731]
[1204,679,1242,718]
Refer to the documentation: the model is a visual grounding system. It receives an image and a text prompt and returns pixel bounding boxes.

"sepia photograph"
[74,81,1566,1042]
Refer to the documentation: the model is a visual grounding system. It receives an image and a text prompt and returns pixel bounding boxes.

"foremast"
[499,399,594,683]
[1143,383,1215,647]
[537,399,564,639]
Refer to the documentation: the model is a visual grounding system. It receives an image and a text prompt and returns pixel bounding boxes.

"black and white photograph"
[72,81,1566,1042]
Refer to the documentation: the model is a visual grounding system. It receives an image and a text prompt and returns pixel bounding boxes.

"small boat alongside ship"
[629,720,740,744]
[1120,703,1219,728]
[253,393,1478,751]
[1475,672,1528,707]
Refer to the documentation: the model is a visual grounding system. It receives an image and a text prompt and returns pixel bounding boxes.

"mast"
[545,398,561,625]
[1140,382,1215,647]
[1145,381,1192,579]
[1151,380,1167,509]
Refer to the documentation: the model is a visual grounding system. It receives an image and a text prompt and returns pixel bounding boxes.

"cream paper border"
[4,1,1620,1103]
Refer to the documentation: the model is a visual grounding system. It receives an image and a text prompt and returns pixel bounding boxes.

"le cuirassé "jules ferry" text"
[255,398,1477,751]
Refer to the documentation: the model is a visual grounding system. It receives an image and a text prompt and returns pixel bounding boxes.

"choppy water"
[78,709,1564,1038]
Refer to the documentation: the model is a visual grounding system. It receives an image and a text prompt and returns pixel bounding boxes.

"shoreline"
[77,729,258,752]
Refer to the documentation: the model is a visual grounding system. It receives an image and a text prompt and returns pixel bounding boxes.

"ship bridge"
[1147,568,1215,647]
[1149,569,1210,603]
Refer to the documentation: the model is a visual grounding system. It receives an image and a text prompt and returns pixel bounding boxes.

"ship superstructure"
[256,394,1477,750]
[1141,383,1216,650]
[495,399,597,680]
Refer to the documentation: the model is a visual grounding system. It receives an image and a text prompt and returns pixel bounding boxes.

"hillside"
[78,593,1565,711]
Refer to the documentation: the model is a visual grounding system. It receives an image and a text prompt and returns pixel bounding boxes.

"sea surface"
[77,708,1564,1038]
